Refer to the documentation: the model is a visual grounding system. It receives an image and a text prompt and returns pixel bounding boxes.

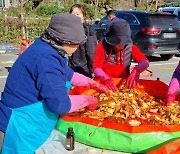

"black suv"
[93,10,180,60]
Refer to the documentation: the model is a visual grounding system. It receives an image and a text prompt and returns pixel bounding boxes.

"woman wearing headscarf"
[93,20,149,91]
[0,13,107,153]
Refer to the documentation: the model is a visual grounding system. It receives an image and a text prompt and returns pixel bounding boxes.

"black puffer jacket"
[68,23,97,78]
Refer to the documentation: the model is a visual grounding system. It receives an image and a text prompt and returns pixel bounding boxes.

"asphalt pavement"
[0,52,18,95]
[141,55,180,84]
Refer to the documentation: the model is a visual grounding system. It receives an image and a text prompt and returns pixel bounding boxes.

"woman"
[166,61,180,105]
[0,13,107,153]
[69,4,97,78]
[166,43,180,105]
[93,20,149,91]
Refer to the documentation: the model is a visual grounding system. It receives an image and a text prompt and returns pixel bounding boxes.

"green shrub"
[0,15,50,45]
[7,7,21,17]
[24,1,34,15]
[36,5,64,16]
[0,15,21,44]
[26,17,50,41]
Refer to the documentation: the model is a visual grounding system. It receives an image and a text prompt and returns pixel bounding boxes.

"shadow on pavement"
[5,67,11,73]
[147,56,169,62]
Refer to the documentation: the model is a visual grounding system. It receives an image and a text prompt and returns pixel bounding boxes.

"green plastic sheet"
[57,119,180,153]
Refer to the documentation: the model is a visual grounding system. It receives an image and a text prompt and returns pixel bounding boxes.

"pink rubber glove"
[126,68,140,88]
[89,82,109,94]
[94,68,117,92]
[126,60,149,88]
[166,65,180,105]
[71,72,108,93]
[69,95,99,112]
[100,78,117,92]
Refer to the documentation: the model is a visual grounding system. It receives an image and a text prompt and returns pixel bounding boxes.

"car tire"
[160,54,174,60]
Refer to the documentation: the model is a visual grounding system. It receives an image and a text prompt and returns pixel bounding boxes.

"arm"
[93,42,117,92]
[69,95,99,112]
[93,41,106,70]
[39,55,72,114]
[39,55,100,114]
[126,45,149,88]
[71,72,108,93]
[94,68,117,92]
[166,63,180,105]
[85,25,98,75]
[131,45,149,63]
[132,45,149,73]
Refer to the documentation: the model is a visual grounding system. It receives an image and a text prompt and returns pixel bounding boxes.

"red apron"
[102,50,128,78]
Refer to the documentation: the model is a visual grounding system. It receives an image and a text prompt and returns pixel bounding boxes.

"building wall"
[0,0,5,7]
[0,0,18,8]
[5,0,10,8]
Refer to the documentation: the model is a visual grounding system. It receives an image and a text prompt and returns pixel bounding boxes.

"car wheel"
[175,54,180,57]
[160,54,174,60]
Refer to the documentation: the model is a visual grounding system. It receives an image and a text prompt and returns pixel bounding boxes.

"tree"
[20,0,26,38]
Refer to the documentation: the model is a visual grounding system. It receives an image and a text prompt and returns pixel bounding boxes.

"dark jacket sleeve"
[85,24,98,74]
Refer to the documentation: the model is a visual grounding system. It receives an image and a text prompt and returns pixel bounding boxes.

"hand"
[87,96,99,111]
[89,81,109,94]
[71,72,94,87]
[166,78,179,105]
[69,95,99,112]
[126,68,140,88]
[71,72,109,94]
[94,68,117,92]
[104,78,117,92]
[166,94,176,105]
[99,77,117,92]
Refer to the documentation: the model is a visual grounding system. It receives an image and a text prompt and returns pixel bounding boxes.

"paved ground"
[0,52,18,95]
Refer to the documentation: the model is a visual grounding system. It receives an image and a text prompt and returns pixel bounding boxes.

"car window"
[99,16,108,26]
[116,13,139,25]
[162,10,174,14]
[178,11,180,20]
[147,16,180,26]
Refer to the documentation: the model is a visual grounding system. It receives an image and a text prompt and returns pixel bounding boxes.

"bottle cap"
[68,127,73,132]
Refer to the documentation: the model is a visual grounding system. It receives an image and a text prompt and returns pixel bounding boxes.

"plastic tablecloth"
[36,129,129,154]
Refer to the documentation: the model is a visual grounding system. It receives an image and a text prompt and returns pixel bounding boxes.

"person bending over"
[0,13,107,153]
[93,20,149,92]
